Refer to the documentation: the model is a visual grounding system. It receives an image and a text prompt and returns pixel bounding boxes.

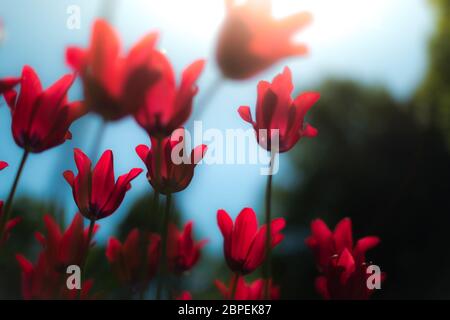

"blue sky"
[0,0,435,253]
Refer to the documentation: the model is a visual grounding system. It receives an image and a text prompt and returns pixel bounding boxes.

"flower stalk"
[230,273,240,300]
[0,149,29,241]
[263,150,276,299]
[156,192,172,300]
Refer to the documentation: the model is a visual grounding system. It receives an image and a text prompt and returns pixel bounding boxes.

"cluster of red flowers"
[306,218,386,299]
[0,0,384,300]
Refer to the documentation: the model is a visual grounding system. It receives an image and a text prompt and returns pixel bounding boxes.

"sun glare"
[140,0,393,48]
[272,0,393,46]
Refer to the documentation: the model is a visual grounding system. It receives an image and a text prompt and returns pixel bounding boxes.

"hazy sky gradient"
[0,0,434,252]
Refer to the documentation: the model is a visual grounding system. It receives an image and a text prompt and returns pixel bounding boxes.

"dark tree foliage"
[415,0,450,145]
[276,79,450,299]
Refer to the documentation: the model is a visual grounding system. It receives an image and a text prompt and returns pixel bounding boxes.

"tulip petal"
[238,106,253,124]
[302,123,318,138]
[315,276,330,299]
[66,47,86,71]
[0,161,8,170]
[217,209,233,241]
[91,150,115,209]
[354,236,380,263]
[231,208,258,265]
[334,217,353,253]
[136,144,150,163]
[0,77,20,93]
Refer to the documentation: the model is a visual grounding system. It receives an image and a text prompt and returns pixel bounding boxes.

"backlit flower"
[167,221,207,274]
[64,149,142,220]
[217,0,311,79]
[238,67,319,153]
[4,66,85,153]
[134,52,205,138]
[217,208,285,275]
[66,19,161,120]
[136,129,207,195]
[106,229,160,289]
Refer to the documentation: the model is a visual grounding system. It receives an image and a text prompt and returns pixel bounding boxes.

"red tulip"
[0,76,20,94]
[134,52,205,138]
[0,201,21,246]
[3,66,85,153]
[64,149,142,220]
[16,253,94,300]
[167,221,207,274]
[305,218,380,272]
[215,275,280,300]
[136,129,207,195]
[106,229,160,289]
[175,291,192,300]
[34,214,98,271]
[217,208,285,275]
[238,67,319,153]
[306,218,385,300]
[16,214,97,299]
[217,0,311,79]
[315,248,386,300]
[66,19,161,120]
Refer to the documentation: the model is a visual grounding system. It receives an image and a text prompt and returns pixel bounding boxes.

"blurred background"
[0,0,449,299]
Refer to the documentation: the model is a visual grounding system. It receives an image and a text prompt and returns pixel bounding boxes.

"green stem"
[82,218,96,273]
[137,191,160,300]
[78,218,95,300]
[0,149,29,241]
[152,191,160,219]
[263,151,276,299]
[230,273,240,300]
[156,193,172,300]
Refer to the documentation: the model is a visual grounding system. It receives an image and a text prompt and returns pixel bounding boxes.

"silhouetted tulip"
[106,229,160,289]
[34,214,98,271]
[239,67,319,153]
[134,52,205,138]
[217,208,285,275]
[136,129,207,195]
[167,221,207,274]
[217,0,311,79]
[16,214,97,299]
[64,149,142,220]
[4,66,85,153]
[66,19,160,120]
